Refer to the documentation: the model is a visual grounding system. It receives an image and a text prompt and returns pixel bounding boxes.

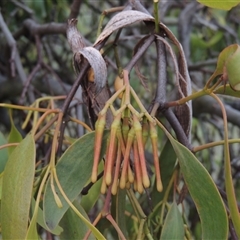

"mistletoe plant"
[0,0,240,239]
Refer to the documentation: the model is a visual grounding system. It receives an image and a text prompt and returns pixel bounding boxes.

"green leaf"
[8,110,22,155]
[1,134,35,239]
[43,130,109,230]
[31,198,63,236]
[59,200,94,240]
[204,44,240,86]
[0,173,3,200]
[197,0,240,10]
[213,44,238,77]
[112,188,127,239]
[151,140,176,207]
[214,84,240,97]
[81,161,103,213]
[25,216,39,240]
[160,202,184,240]
[0,132,8,173]
[168,137,228,239]
[225,46,240,90]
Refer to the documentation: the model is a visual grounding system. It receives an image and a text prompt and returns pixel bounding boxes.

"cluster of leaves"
[0,0,240,239]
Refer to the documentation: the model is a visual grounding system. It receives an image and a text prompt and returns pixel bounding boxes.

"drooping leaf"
[67,19,107,92]
[168,136,228,239]
[59,200,94,240]
[1,134,35,239]
[157,23,192,137]
[31,198,63,236]
[197,0,240,10]
[8,110,22,155]
[81,161,103,213]
[0,132,8,173]
[94,10,154,45]
[112,188,127,239]
[25,216,39,240]
[43,130,109,230]
[78,47,107,91]
[0,173,3,200]
[160,202,184,240]
[151,140,176,207]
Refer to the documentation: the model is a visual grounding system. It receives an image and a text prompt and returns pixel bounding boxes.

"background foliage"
[0,0,240,239]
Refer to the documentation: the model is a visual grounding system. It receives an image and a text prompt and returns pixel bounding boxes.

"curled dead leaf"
[76,47,107,91]
[67,19,107,92]
[66,19,85,52]
[94,10,154,46]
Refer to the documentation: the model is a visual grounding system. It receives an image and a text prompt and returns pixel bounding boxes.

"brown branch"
[129,0,151,15]
[178,1,199,64]
[22,19,67,37]
[69,0,83,19]
[125,34,155,72]
[193,95,240,128]
[0,12,16,77]
[0,12,35,102]
[19,35,42,104]
[154,38,167,103]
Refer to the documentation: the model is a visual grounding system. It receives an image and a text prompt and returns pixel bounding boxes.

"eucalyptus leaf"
[197,0,240,10]
[59,200,94,240]
[1,134,35,239]
[160,202,184,240]
[31,198,63,235]
[151,140,176,207]
[0,132,8,173]
[25,216,39,240]
[8,111,22,155]
[168,137,228,239]
[114,189,127,238]
[43,130,109,230]
[81,161,103,213]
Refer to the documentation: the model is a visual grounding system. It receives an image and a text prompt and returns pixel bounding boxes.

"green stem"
[127,189,146,219]
[100,85,126,115]
[160,169,177,225]
[153,0,160,33]
[106,214,127,240]
[96,7,124,38]
[53,167,106,240]
[130,87,155,123]
[193,138,240,153]
[167,89,207,107]
[205,72,217,89]
[26,166,51,236]
[137,219,145,240]
[210,93,240,238]
[0,103,49,112]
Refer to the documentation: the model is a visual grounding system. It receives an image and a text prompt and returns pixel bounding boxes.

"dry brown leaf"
[76,47,107,92]
[158,23,192,137]
[67,19,107,92]
[67,19,85,52]
[94,10,154,46]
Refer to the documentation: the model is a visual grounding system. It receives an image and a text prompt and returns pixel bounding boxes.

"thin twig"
[160,107,192,150]
[125,34,155,72]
